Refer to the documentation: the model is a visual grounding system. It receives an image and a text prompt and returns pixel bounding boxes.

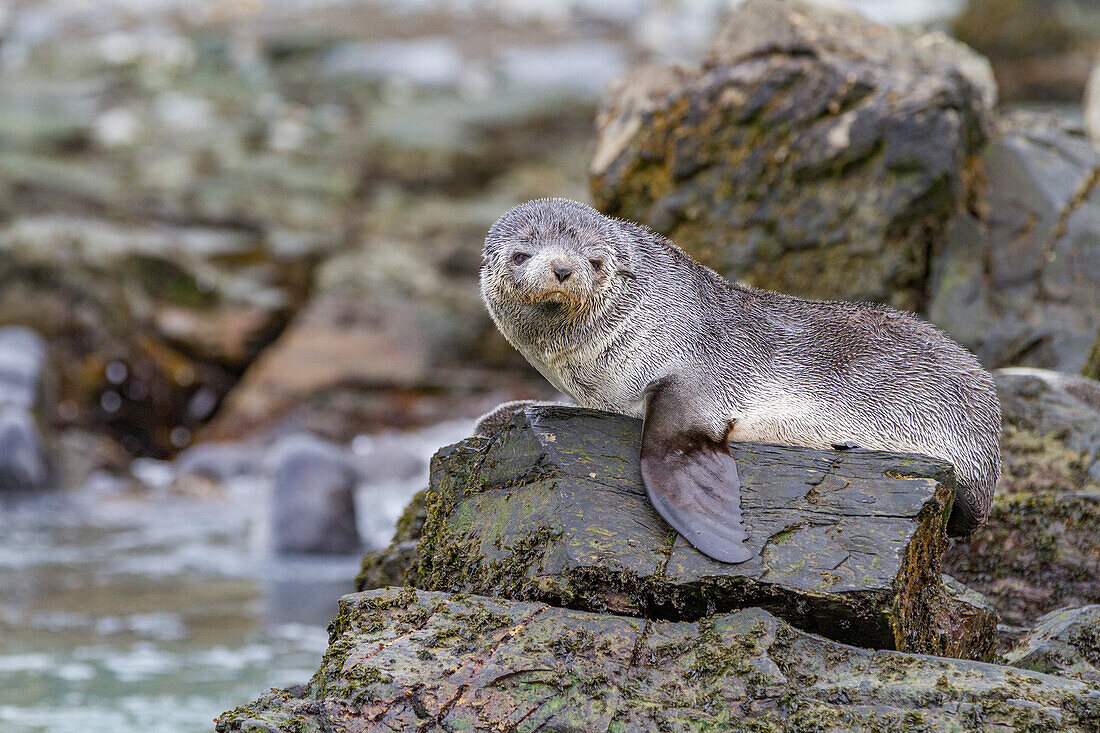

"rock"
[1005,605,1100,688]
[0,327,55,492]
[0,406,51,492]
[268,434,360,555]
[0,326,50,411]
[590,0,993,312]
[0,215,316,455]
[954,0,1100,104]
[413,405,997,658]
[928,111,1100,375]
[216,587,1100,732]
[945,369,1100,626]
[204,293,432,441]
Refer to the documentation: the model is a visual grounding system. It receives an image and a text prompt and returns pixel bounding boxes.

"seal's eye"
[512,252,530,266]
[589,258,603,272]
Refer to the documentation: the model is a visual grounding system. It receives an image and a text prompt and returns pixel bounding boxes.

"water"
[0,421,471,732]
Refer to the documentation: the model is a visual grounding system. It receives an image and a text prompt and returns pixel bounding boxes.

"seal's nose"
[553,262,573,283]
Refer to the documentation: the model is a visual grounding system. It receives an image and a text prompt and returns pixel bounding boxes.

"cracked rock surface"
[216,587,1099,732]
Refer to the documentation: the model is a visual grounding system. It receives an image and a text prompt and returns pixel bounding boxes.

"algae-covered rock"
[413,405,996,658]
[1005,605,1100,689]
[215,587,1100,732]
[945,369,1100,626]
[590,0,993,312]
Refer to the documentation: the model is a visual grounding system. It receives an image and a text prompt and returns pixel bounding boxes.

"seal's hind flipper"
[640,379,752,564]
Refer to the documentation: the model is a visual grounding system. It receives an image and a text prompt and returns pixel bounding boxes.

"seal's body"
[480,199,1001,562]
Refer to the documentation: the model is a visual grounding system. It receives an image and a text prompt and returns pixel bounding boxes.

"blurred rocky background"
[1,0,1099,731]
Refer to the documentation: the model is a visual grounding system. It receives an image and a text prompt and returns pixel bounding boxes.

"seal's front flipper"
[640,379,752,564]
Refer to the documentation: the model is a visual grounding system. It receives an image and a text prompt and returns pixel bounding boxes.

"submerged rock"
[590,0,992,312]
[1005,605,1100,689]
[269,434,360,555]
[216,587,1100,732]
[411,406,996,659]
[945,369,1100,626]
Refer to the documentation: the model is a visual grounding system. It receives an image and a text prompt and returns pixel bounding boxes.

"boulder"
[945,369,1100,626]
[590,0,993,312]
[269,434,361,555]
[928,111,1100,375]
[0,216,316,455]
[215,587,1100,732]
[590,0,1100,375]
[1005,605,1100,688]
[954,0,1100,103]
[412,406,997,659]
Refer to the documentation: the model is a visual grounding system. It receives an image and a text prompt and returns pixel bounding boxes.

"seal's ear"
[640,379,752,564]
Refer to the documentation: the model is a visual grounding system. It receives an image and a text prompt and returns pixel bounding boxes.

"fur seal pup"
[479,198,1001,563]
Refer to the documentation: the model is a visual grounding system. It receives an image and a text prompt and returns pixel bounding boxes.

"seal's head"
[481,198,633,317]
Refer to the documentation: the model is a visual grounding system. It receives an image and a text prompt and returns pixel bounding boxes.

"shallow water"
[0,421,470,733]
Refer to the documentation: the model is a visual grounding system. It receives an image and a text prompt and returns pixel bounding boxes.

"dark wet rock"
[216,587,1100,733]
[954,0,1100,103]
[928,111,1100,375]
[1005,605,1100,688]
[412,406,997,659]
[269,434,360,555]
[0,406,52,492]
[945,369,1100,626]
[590,0,993,312]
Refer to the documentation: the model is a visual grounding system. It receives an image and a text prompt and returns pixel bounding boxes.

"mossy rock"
[589,0,992,312]
[1005,605,1100,689]
[945,369,1100,626]
[413,405,997,659]
[215,587,1100,732]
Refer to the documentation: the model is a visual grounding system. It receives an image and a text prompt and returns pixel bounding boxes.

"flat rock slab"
[415,406,996,658]
[215,588,1100,733]
[1006,605,1100,689]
